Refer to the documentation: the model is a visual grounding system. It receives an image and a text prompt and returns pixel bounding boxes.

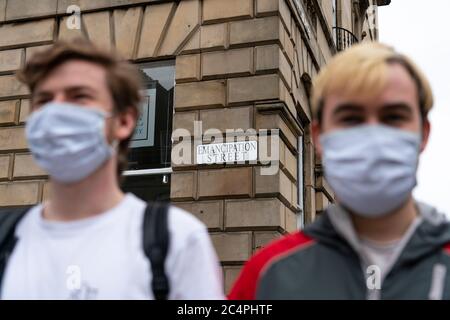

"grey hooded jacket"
[229,201,450,300]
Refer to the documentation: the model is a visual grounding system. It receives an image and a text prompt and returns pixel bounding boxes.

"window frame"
[125,60,175,173]
[121,60,175,199]
[297,134,305,229]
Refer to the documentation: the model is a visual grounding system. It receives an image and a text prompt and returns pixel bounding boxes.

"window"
[331,0,338,45]
[121,61,175,202]
[302,0,318,33]
[297,135,305,229]
[332,0,337,28]
[294,0,314,39]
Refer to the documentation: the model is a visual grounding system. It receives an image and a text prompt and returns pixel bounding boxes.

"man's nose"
[366,116,381,126]
[51,93,67,103]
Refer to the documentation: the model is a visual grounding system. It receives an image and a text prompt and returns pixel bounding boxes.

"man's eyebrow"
[380,102,414,114]
[64,85,97,94]
[34,85,96,96]
[32,91,51,97]
[31,90,52,102]
[332,103,365,117]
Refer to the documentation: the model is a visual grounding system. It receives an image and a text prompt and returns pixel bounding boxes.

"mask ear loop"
[98,110,120,154]
[110,139,120,152]
[103,111,123,154]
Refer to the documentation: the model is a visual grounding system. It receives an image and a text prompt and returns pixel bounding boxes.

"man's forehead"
[326,92,381,109]
[384,64,419,97]
[329,95,416,110]
[35,60,107,92]
[327,68,418,109]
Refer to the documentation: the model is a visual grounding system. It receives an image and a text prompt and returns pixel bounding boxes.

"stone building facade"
[0,0,389,292]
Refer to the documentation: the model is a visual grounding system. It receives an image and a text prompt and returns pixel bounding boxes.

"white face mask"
[319,124,421,218]
[25,102,117,184]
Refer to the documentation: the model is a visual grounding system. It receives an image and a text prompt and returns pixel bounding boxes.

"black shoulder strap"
[0,208,29,295]
[143,202,170,300]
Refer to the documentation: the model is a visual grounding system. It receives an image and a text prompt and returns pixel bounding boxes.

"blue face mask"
[319,124,422,218]
[25,102,117,184]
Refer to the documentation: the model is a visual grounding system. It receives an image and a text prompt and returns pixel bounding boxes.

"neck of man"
[43,159,125,221]
[349,195,418,244]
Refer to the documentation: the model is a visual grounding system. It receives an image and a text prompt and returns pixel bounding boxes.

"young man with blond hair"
[0,38,224,300]
[229,42,450,300]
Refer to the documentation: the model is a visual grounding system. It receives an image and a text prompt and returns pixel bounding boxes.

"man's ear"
[114,107,138,141]
[420,118,431,153]
[312,120,323,157]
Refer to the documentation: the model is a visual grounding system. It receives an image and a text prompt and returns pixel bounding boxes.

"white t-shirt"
[358,216,423,282]
[359,238,400,279]
[1,193,225,300]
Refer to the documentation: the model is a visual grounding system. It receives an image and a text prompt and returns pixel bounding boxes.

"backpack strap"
[143,202,170,300]
[0,208,29,295]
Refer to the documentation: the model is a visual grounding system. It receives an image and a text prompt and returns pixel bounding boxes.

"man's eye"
[383,114,407,123]
[34,99,50,106]
[74,94,90,99]
[339,116,364,125]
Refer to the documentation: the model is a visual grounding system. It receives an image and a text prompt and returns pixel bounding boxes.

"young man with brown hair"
[229,42,450,300]
[0,38,224,300]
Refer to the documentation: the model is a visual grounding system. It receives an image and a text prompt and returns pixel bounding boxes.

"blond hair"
[311,42,433,122]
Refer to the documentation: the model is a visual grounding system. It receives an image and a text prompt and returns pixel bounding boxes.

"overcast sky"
[378,0,450,217]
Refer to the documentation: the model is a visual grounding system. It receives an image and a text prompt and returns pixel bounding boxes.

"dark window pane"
[127,61,175,170]
[121,174,171,202]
